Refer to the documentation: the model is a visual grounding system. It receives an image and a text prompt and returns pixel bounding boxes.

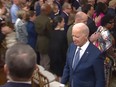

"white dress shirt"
[75,40,90,61]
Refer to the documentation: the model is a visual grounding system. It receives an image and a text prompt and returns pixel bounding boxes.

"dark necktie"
[72,47,81,69]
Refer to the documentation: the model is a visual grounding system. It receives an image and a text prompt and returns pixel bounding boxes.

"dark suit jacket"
[87,17,97,37]
[54,0,62,14]
[26,21,37,50]
[0,82,32,87]
[60,12,69,31]
[72,0,80,10]
[61,42,105,87]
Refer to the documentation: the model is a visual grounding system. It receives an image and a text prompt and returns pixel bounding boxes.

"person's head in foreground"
[4,42,37,81]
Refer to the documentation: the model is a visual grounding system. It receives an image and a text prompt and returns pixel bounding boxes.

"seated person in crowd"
[1,21,17,48]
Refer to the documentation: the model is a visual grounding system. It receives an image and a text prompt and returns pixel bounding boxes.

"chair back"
[32,66,50,87]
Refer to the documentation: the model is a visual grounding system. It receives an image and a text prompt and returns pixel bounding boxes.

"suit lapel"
[78,51,89,65]
[74,43,92,71]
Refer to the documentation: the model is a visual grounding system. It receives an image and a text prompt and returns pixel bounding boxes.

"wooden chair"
[32,66,50,87]
[32,65,61,87]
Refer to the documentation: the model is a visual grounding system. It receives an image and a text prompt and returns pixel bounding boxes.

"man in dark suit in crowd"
[60,23,105,87]
[0,42,37,87]
[82,4,97,37]
[60,2,72,31]
[71,0,80,11]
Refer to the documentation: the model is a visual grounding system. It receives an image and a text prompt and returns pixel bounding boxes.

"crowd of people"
[0,0,116,87]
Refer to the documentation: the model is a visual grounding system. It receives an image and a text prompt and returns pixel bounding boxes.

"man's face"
[75,15,88,24]
[1,26,11,34]
[66,5,72,14]
[39,0,44,6]
[13,0,20,5]
[88,0,95,5]
[72,28,87,47]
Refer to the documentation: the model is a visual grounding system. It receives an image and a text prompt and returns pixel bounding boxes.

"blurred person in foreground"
[60,23,105,87]
[0,42,37,87]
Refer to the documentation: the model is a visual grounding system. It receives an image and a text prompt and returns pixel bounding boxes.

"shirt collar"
[7,76,31,84]
[80,40,90,51]
[7,80,31,84]
[63,11,69,16]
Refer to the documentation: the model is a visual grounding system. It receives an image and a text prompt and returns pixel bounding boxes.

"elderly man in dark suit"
[82,4,97,37]
[60,23,105,87]
[0,43,37,87]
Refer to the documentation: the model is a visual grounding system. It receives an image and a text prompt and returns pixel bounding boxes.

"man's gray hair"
[73,23,89,37]
[5,42,37,80]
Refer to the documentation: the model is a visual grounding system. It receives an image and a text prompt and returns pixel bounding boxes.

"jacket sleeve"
[93,54,105,87]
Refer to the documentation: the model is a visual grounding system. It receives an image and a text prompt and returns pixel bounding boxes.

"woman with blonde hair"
[15,10,28,43]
